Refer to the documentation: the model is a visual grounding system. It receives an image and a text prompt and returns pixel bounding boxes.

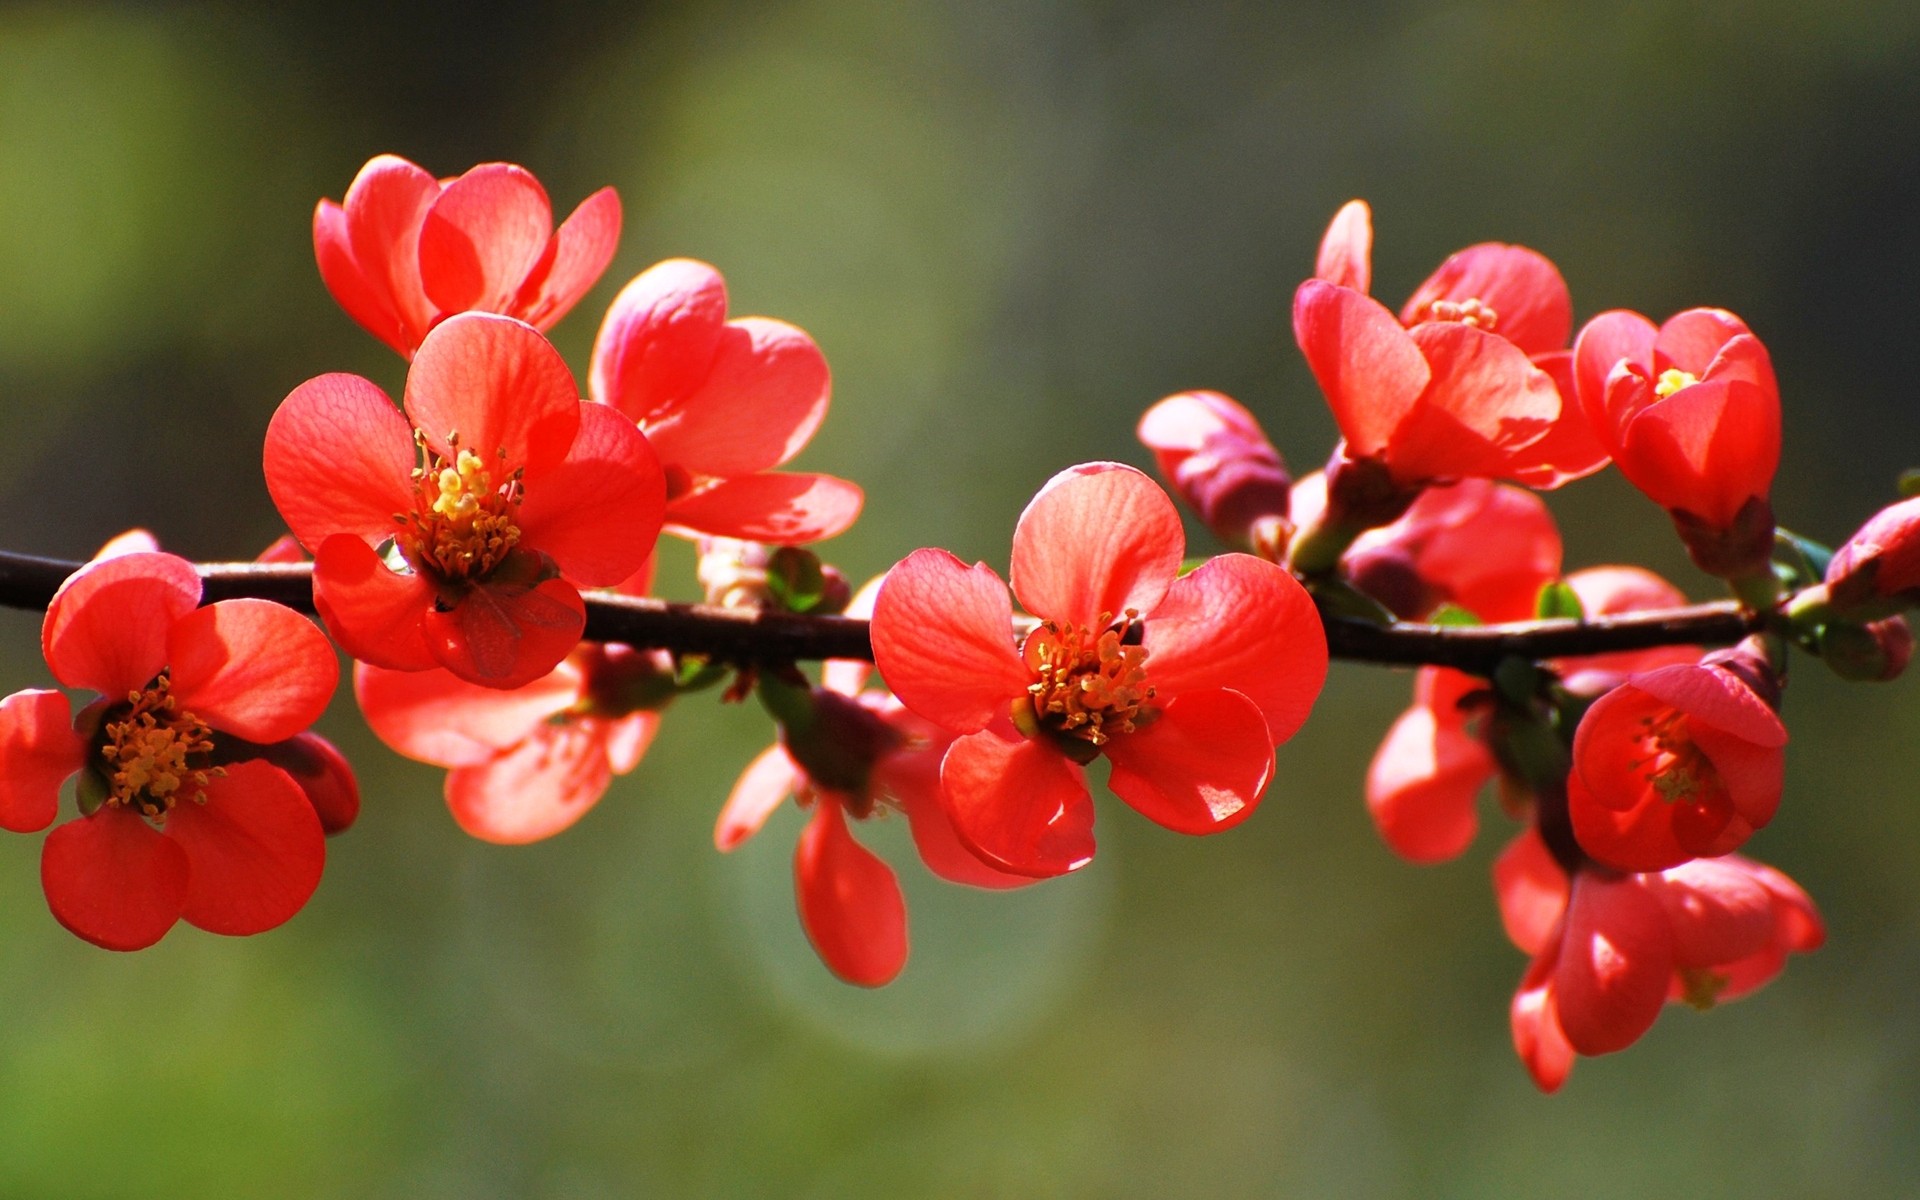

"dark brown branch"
[0,550,1763,674]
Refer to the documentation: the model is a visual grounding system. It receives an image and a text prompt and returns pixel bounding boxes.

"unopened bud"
[1138,391,1291,555]
[1826,497,1920,617]
[1819,616,1912,682]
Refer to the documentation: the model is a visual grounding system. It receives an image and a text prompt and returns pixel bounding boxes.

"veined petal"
[663,472,864,544]
[1009,463,1184,626]
[795,801,908,987]
[355,659,581,768]
[42,807,189,950]
[310,535,438,672]
[517,401,665,586]
[588,258,730,424]
[169,761,325,937]
[0,689,85,833]
[1365,702,1492,864]
[1552,875,1673,1056]
[1499,350,1611,490]
[514,186,621,330]
[898,761,1035,890]
[1292,280,1430,457]
[405,313,580,471]
[263,372,416,550]
[1653,308,1750,377]
[1390,323,1559,483]
[314,199,409,356]
[167,600,338,744]
[1140,553,1327,744]
[340,154,438,349]
[1403,243,1571,357]
[1627,663,1788,748]
[717,743,799,851]
[445,721,613,844]
[418,162,554,315]
[1104,687,1273,835]
[871,549,1029,735]
[423,576,586,690]
[637,317,831,477]
[1314,199,1372,293]
[1572,309,1657,440]
[939,726,1095,877]
[43,551,201,695]
[1617,379,1779,528]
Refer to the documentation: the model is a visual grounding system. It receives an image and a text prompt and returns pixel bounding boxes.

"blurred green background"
[2,1,1919,1195]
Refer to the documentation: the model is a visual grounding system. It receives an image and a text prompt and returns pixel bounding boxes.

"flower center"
[1416,296,1500,332]
[99,675,217,818]
[397,433,523,581]
[1654,368,1699,400]
[1677,966,1730,1011]
[1018,612,1155,748]
[1633,711,1725,803]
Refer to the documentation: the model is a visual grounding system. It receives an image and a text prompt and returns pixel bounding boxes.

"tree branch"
[0,550,1763,675]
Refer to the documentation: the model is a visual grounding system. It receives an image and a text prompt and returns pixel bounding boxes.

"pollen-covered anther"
[400,432,525,580]
[99,675,217,817]
[1025,611,1156,746]
[1420,297,1500,332]
[1654,368,1700,400]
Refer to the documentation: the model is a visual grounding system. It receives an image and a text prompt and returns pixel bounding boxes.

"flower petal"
[314,198,409,355]
[1511,951,1576,1094]
[418,162,553,315]
[795,801,908,987]
[1009,463,1184,626]
[1493,828,1569,956]
[42,806,189,950]
[257,732,361,835]
[1140,553,1328,744]
[588,258,730,424]
[0,689,85,833]
[310,535,438,672]
[1627,663,1787,748]
[1616,378,1779,528]
[1572,309,1657,439]
[168,760,325,937]
[43,551,202,695]
[423,576,586,690]
[637,317,831,477]
[1104,687,1274,835]
[940,726,1094,877]
[166,600,338,743]
[871,548,1029,735]
[663,472,864,544]
[1365,701,1492,864]
[514,186,621,330]
[1314,199,1372,293]
[1292,280,1430,458]
[517,400,665,586]
[404,312,580,471]
[1552,874,1673,1056]
[716,743,799,851]
[340,154,438,349]
[899,760,1035,890]
[1403,242,1571,357]
[1653,308,1751,377]
[1651,857,1776,968]
[263,372,417,550]
[1389,323,1559,483]
[445,721,613,844]
[355,659,581,768]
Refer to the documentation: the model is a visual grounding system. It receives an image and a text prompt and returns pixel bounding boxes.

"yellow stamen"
[1419,297,1500,333]
[398,431,524,580]
[1654,368,1699,400]
[1023,611,1155,746]
[99,675,217,818]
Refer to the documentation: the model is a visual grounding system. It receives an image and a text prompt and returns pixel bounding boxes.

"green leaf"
[1899,469,1920,499]
[1772,527,1833,590]
[1428,603,1482,627]
[1534,580,1585,621]
[1309,579,1396,626]
[765,546,828,613]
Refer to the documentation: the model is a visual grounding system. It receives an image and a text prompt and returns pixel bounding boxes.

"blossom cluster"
[2,155,1917,1098]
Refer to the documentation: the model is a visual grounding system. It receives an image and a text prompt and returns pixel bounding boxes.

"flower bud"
[1819,616,1913,682]
[1825,497,1920,616]
[1137,391,1291,556]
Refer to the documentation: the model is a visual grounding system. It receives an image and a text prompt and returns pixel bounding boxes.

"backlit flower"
[1136,390,1291,557]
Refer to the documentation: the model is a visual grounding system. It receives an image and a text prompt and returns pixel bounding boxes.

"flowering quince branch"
[4,156,1917,1099]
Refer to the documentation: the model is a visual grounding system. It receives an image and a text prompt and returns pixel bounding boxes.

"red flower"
[314,155,621,358]
[356,641,669,844]
[871,463,1328,877]
[1342,478,1562,622]
[1136,390,1292,557]
[265,312,665,689]
[0,553,338,949]
[1294,200,1602,492]
[1573,307,1780,574]
[1825,496,1920,614]
[716,627,1030,987]
[1569,645,1787,872]
[1496,829,1822,1093]
[588,258,863,545]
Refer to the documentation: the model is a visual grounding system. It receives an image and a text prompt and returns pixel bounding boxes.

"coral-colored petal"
[310,535,437,672]
[1493,828,1569,956]
[1403,243,1571,357]
[601,712,660,775]
[1292,280,1431,457]
[423,576,585,690]
[1141,553,1328,745]
[1010,463,1184,626]
[1511,954,1575,1093]
[418,163,553,315]
[1365,702,1492,864]
[940,726,1095,877]
[517,401,665,586]
[42,551,201,695]
[445,721,613,843]
[314,198,409,355]
[1314,199,1372,293]
[1390,323,1559,483]
[588,258,731,423]
[716,743,799,851]
[638,317,831,477]
[42,806,189,950]
[258,732,361,835]
[166,600,338,743]
[1500,350,1612,490]
[1651,858,1776,968]
[254,535,308,565]
[1653,308,1751,377]
[795,802,908,987]
[1626,663,1787,748]
[404,313,580,471]
[341,155,438,349]
[94,528,161,560]
[1104,688,1273,835]
[871,549,1029,735]
[516,187,621,330]
[169,761,324,936]
[663,472,864,544]
[898,761,1035,890]
[1690,725,1785,831]
[1617,378,1779,528]
[263,372,417,550]
[0,690,84,833]
[355,658,580,767]
[1572,310,1657,438]
[1568,768,1693,873]
[1552,874,1673,1056]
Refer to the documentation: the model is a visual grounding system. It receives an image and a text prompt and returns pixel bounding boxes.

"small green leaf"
[1428,603,1482,627]
[1899,469,1920,499]
[1310,580,1396,626]
[1772,527,1833,590]
[1534,580,1585,621]
[1177,557,1210,578]
[766,547,829,613]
